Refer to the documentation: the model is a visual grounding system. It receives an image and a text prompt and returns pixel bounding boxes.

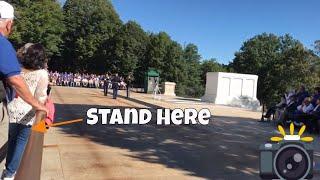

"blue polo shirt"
[0,34,21,102]
[0,34,21,79]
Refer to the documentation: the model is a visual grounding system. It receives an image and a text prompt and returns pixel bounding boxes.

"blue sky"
[59,0,319,64]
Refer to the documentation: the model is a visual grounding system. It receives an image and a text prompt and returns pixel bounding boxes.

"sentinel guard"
[260,123,314,180]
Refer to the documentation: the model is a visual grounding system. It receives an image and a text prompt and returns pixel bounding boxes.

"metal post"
[15,111,46,180]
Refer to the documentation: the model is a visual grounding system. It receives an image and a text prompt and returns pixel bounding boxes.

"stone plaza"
[0,86,319,179]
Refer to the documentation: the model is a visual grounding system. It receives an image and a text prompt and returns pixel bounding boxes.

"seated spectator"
[75,76,81,87]
[57,76,62,86]
[296,85,309,105]
[293,97,314,126]
[297,97,314,114]
[88,77,94,88]
[261,95,287,121]
[69,74,75,87]
[49,74,56,86]
[294,97,320,133]
[82,78,88,87]
[99,75,105,88]
[279,95,299,126]
[285,90,296,105]
[95,76,100,88]
[63,72,69,86]
[307,98,320,133]
[311,87,320,106]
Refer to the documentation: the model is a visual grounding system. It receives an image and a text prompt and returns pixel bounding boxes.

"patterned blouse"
[7,69,48,126]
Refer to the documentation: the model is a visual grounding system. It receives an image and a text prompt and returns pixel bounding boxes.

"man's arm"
[7,75,48,113]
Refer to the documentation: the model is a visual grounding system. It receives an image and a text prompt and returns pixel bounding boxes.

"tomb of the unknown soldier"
[202,72,260,110]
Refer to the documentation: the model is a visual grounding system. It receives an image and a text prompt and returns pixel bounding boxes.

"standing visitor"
[0,1,47,116]
[126,73,134,98]
[103,73,110,96]
[153,79,160,99]
[112,73,121,99]
[2,43,49,180]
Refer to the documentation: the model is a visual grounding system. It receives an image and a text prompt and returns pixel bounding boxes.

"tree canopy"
[62,0,121,72]
[102,21,149,76]
[315,40,320,55]
[231,33,319,106]
[8,0,65,57]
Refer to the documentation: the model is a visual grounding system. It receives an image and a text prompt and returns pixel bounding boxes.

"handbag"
[44,98,55,126]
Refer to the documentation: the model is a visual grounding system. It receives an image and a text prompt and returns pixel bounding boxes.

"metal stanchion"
[15,111,46,180]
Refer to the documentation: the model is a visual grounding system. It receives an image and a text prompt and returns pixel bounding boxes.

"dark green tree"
[8,0,65,57]
[231,33,318,107]
[62,0,121,72]
[315,40,320,55]
[139,32,187,91]
[162,41,185,83]
[145,32,172,70]
[101,21,149,76]
[180,43,203,97]
[133,32,190,96]
[200,59,226,86]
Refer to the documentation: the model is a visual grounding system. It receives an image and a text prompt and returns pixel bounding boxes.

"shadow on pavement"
[52,98,280,179]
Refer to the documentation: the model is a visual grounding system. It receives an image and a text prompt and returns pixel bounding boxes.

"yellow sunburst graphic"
[271,123,314,142]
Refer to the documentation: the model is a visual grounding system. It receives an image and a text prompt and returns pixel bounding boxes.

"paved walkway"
[1,86,320,179]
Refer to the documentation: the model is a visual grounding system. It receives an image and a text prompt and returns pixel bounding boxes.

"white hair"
[0,18,12,27]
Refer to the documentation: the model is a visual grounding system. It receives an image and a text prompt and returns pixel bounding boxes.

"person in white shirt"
[285,90,296,105]
[81,77,88,87]
[75,75,81,87]
[2,43,49,180]
[94,76,100,88]
[293,97,314,127]
[299,97,320,133]
[297,97,314,114]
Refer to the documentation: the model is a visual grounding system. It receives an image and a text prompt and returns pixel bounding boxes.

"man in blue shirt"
[0,1,47,113]
[0,3,48,179]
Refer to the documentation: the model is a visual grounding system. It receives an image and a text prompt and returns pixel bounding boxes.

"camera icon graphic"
[260,123,314,179]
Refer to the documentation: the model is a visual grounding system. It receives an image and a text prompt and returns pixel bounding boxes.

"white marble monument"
[162,82,176,96]
[202,72,260,110]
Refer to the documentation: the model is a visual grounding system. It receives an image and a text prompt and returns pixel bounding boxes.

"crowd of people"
[261,85,320,134]
[49,72,127,89]
[49,72,134,99]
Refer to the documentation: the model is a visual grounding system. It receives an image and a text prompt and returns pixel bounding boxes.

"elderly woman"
[297,97,314,114]
[293,97,314,127]
[1,43,49,180]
